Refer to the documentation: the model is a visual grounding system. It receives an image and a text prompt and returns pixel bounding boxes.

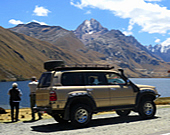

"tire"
[138,99,156,119]
[116,110,131,117]
[71,104,92,127]
[52,114,68,124]
[44,60,64,71]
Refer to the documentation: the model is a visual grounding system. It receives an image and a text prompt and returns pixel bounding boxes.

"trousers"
[10,101,19,121]
[30,94,42,119]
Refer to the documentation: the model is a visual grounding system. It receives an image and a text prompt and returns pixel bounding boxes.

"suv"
[34,60,160,127]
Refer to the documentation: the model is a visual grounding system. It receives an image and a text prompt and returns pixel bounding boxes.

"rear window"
[61,72,84,86]
[38,73,52,88]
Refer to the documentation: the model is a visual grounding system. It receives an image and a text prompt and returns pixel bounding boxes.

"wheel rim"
[144,102,153,115]
[75,108,88,123]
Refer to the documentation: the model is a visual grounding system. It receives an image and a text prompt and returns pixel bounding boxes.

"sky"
[1,0,170,47]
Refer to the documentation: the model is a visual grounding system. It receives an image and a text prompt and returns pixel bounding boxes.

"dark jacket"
[9,88,21,102]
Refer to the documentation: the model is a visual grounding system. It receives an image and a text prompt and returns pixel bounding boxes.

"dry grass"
[155,97,170,105]
[0,108,52,122]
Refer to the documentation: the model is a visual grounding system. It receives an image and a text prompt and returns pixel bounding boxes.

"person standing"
[28,76,42,121]
[8,83,22,122]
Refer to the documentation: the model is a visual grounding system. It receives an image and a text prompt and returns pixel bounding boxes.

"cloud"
[33,5,51,16]
[85,10,91,14]
[9,19,23,25]
[70,0,170,34]
[161,38,170,47]
[123,31,133,36]
[32,20,47,25]
[155,38,161,43]
[145,0,162,2]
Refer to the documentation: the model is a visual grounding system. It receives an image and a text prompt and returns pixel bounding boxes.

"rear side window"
[38,73,52,88]
[61,72,84,86]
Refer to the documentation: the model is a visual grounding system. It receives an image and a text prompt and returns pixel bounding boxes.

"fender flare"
[63,92,96,120]
[135,89,157,108]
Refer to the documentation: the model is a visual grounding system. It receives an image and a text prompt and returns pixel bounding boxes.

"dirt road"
[1,106,170,135]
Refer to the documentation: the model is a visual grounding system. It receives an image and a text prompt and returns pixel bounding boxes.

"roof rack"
[54,64,114,71]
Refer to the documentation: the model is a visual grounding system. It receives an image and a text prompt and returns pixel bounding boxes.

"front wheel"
[71,104,92,127]
[116,110,131,117]
[138,99,156,119]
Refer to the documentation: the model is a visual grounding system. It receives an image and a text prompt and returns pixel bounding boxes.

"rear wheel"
[71,104,92,127]
[116,110,131,117]
[138,99,156,119]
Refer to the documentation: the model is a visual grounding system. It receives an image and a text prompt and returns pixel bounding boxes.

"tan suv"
[34,60,160,127]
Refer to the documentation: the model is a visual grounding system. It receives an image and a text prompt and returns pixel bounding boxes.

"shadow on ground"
[31,115,159,133]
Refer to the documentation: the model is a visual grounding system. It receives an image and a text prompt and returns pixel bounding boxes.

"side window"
[85,72,107,85]
[106,73,126,85]
[61,72,84,86]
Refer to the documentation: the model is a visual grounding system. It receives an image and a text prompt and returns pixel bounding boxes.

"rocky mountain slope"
[9,22,105,61]
[8,19,170,78]
[74,19,170,77]
[0,26,104,81]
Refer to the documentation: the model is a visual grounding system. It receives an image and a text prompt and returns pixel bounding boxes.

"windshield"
[38,73,52,88]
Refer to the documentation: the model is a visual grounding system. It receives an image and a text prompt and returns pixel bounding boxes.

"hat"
[31,76,36,81]
[12,83,18,88]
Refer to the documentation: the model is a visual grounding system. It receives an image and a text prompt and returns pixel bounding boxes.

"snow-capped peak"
[74,18,108,35]
[84,20,91,28]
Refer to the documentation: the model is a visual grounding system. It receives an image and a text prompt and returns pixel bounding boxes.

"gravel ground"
[1,106,170,135]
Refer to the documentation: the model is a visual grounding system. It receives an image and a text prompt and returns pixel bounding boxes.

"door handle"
[86,88,93,91]
[110,88,116,90]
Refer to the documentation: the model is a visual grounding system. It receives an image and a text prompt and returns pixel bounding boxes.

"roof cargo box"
[44,60,64,71]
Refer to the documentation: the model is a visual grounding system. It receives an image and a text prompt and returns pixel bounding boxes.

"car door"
[106,72,136,106]
[84,72,110,107]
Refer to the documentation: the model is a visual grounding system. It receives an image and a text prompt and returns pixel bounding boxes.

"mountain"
[74,19,170,77]
[74,18,109,45]
[0,26,105,81]
[146,44,170,62]
[8,19,170,78]
[9,22,105,62]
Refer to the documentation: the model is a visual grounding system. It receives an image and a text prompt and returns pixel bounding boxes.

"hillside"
[9,22,105,62]
[0,26,104,81]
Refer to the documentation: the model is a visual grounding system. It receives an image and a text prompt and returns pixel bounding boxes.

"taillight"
[50,91,57,101]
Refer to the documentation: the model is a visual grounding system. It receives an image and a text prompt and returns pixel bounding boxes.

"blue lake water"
[0,78,170,109]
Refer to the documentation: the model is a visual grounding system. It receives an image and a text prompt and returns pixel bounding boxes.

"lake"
[0,78,170,109]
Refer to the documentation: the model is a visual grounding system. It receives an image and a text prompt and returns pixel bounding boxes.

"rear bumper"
[33,106,52,114]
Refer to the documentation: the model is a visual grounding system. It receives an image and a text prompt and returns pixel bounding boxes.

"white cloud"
[85,10,91,14]
[9,19,23,25]
[123,31,133,36]
[161,38,170,47]
[32,20,47,25]
[155,38,160,43]
[33,5,51,16]
[70,0,170,34]
[145,0,162,2]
